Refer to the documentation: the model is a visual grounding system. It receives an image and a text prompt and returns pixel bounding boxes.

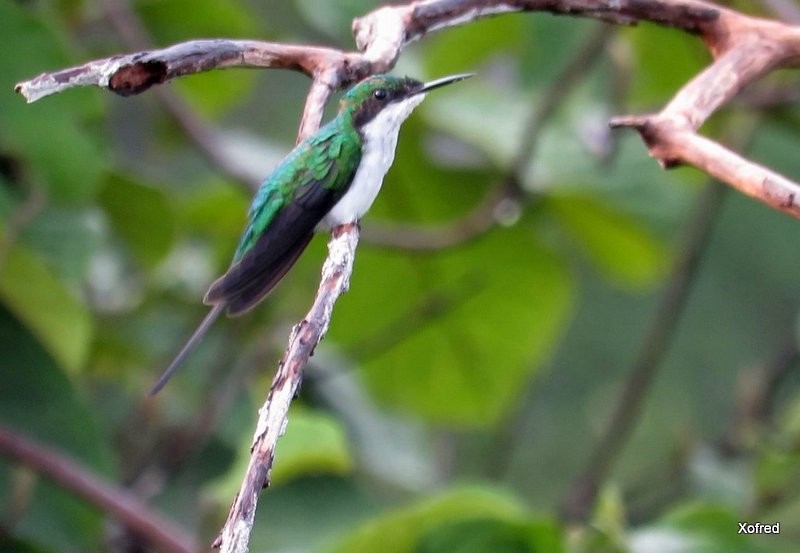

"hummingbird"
[150,72,472,394]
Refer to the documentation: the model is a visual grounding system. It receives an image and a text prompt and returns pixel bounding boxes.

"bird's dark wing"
[204,125,361,315]
[204,197,325,315]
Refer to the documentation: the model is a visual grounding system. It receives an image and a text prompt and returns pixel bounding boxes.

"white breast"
[321,94,426,228]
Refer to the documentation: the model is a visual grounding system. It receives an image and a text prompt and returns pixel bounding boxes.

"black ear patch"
[352,77,422,129]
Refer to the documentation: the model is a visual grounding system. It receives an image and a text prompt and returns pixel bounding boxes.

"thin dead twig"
[611,7,800,217]
[0,424,198,553]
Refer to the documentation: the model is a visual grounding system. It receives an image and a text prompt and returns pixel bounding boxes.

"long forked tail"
[149,303,226,395]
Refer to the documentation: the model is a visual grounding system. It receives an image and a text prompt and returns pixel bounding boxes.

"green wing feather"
[152,118,362,394]
[204,118,362,314]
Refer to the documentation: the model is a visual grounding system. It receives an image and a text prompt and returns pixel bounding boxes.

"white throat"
[321,94,426,228]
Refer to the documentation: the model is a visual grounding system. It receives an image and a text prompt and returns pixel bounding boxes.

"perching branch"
[14,0,800,551]
[16,0,800,219]
[212,224,358,551]
[0,424,198,553]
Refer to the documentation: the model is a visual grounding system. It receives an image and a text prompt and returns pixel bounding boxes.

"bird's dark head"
[340,73,473,129]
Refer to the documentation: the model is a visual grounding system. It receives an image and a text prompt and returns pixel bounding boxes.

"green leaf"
[756,450,800,501]
[135,0,259,116]
[569,487,629,553]
[323,116,573,426]
[368,118,495,224]
[0,535,51,553]
[332,217,572,426]
[417,518,564,553]
[633,503,792,553]
[175,179,249,267]
[547,193,667,289]
[136,0,258,43]
[208,407,353,499]
[0,239,92,373]
[19,206,104,285]
[518,17,599,86]
[422,82,531,167]
[778,391,800,442]
[626,25,708,109]
[99,173,176,268]
[326,486,529,553]
[423,16,524,76]
[572,485,628,553]
[0,305,113,553]
[177,179,248,237]
[271,408,353,485]
[173,71,258,118]
[294,0,375,41]
[1,2,106,202]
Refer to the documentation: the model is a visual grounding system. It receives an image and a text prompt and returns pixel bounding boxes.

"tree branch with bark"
[13,1,800,551]
[16,1,800,215]
[0,425,197,553]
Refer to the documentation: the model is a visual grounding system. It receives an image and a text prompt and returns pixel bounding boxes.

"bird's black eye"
[373,88,387,100]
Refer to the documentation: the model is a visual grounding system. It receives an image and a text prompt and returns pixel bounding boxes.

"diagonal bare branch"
[613,115,800,216]
[212,224,359,552]
[610,6,800,218]
[15,0,800,219]
[0,424,198,553]
[15,39,354,103]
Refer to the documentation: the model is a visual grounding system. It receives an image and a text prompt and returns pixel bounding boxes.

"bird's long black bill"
[418,72,474,94]
[149,303,226,395]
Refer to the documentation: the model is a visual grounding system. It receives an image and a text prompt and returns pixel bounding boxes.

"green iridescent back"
[232,74,420,262]
[232,116,362,261]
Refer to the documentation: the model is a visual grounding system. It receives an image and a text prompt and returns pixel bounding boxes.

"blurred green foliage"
[2,1,800,552]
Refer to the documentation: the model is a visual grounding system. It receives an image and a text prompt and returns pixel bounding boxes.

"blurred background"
[2,0,800,552]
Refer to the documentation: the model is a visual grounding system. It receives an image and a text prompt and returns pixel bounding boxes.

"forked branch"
[15,0,800,214]
[610,8,800,217]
